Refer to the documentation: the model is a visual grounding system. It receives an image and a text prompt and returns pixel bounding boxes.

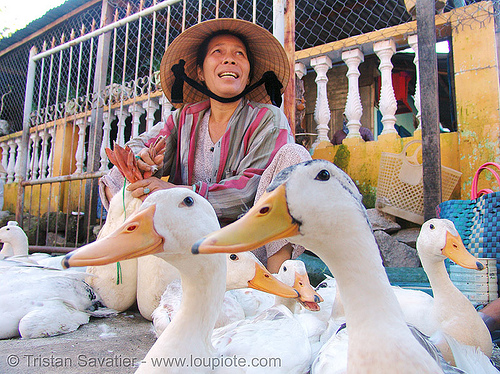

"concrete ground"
[0,310,156,374]
[2,309,500,373]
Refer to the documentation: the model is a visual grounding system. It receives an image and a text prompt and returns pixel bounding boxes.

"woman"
[100,19,310,272]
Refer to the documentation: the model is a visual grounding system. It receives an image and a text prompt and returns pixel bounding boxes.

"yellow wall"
[451,3,500,193]
[312,131,462,208]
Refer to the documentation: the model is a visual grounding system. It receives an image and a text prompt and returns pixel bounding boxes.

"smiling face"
[197,34,251,99]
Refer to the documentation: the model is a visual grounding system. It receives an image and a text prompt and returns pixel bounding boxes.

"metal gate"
[15,0,271,253]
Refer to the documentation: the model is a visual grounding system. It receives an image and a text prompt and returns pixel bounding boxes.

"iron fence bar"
[29,245,76,254]
[43,40,56,131]
[182,0,186,32]
[84,0,114,243]
[145,0,158,131]
[134,2,144,100]
[16,46,38,224]
[166,5,171,49]
[21,171,107,186]
[32,0,183,62]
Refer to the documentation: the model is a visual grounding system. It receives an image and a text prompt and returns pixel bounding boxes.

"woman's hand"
[127,177,191,200]
[135,148,164,179]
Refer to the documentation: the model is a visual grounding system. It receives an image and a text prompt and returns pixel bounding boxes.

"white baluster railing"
[29,133,40,180]
[100,111,116,171]
[47,127,56,178]
[374,39,398,135]
[38,129,50,179]
[27,134,34,180]
[74,118,89,174]
[143,98,159,132]
[295,62,306,81]
[0,142,8,183]
[14,137,22,182]
[115,107,129,146]
[159,96,173,123]
[311,55,332,148]
[129,103,145,138]
[342,48,364,140]
[7,140,16,183]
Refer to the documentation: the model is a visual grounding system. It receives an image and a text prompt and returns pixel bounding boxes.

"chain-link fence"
[0,2,102,132]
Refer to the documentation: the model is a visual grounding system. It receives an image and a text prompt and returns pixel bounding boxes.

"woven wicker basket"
[375,140,462,224]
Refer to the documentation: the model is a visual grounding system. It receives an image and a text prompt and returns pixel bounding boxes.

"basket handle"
[401,140,422,165]
[471,162,500,199]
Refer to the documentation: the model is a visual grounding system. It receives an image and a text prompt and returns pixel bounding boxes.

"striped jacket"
[127,98,294,224]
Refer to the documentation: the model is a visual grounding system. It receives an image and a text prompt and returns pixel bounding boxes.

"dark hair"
[195,30,254,82]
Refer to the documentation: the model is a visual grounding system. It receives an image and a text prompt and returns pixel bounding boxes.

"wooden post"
[416,0,442,220]
[284,0,295,133]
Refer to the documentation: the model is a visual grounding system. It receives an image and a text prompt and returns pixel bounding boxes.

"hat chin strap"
[171,59,283,107]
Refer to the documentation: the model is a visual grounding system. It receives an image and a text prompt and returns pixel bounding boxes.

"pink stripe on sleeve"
[216,129,232,182]
[242,107,268,153]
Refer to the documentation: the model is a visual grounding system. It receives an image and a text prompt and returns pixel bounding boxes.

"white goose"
[414,218,495,371]
[0,220,71,268]
[193,159,463,374]
[0,260,103,339]
[85,188,140,312]
[92,138,178,318]
[0,220,111,339]
[321,218,494,369]
[151,252,319,336]
[0,221,29,258]
[63,188,306,373]
[88,187,179,318]
[228,258,323,319]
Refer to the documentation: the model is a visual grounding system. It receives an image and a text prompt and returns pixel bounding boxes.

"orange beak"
[294,271,323,311]
[442,231,485,271]
[62,205,164,268]
[248,262,299,298]
[192,185,299,255]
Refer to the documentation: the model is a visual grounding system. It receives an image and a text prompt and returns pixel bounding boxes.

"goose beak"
[248,262,299,298]
[62,205,164,268]
[442,231,485,271]
[294,272,323,311]
[192,184,299,254]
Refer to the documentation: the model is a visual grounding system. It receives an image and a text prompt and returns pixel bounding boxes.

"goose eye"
[126,224,138,232]
[5,228,9,231]
[429,224,435,230]
[318,282,327,288]
[183,196,194,207]
[315,169,330,181]
[283,266,287,272]
[229,254,238,261]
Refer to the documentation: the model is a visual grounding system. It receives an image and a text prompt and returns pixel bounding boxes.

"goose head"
[63,188,298,298]
[276,259,323,311]
[417,218,484,270]
[192,159,366,256]
[0,221,29,257]
[63,189,216,267]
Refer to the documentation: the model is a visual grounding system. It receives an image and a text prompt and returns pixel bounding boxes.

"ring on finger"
[135,155,142,160]
[143,187,151,194]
